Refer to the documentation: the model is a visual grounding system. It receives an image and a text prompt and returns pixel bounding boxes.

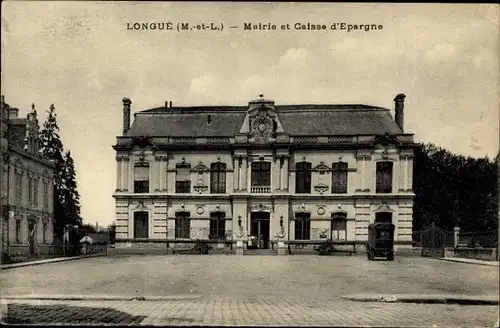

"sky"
[1,2,498,227]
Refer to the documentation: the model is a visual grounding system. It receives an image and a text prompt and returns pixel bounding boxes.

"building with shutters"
[112,94,416,252]
[1,96,55,263]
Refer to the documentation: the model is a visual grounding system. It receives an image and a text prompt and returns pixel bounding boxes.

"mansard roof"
[127,103,403,137]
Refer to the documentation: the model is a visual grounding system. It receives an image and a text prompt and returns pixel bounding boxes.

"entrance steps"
[243,249,277,256]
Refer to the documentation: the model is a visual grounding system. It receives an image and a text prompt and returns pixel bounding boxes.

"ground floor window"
[209,213,226,239]
[294,213,311,240]
[175,213,191,239]
[15,219,21,244]
[42,221,47,244]
[331,213,347,241]
[133,211,149,239]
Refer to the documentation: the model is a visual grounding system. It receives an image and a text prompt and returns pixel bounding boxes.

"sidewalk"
[0,254,106,270]
[438,257,499,267]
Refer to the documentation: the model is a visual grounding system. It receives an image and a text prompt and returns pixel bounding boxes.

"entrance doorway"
[249,212,270,249]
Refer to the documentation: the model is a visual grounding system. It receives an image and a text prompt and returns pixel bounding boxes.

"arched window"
[376,161,393,193]
[331,212,347,241]
[133,164,149,193]
[295,162,312,193]
[294,213,311,240]
[331,162,348,194]
[210,162,226,194]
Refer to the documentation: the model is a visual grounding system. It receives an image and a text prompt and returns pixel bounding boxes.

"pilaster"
[115,157,122,191]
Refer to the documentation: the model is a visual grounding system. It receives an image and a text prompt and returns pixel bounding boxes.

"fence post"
[453,226,460,248]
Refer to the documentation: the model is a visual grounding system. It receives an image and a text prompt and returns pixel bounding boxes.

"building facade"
[112,94,416,251]
[1,96,55,262]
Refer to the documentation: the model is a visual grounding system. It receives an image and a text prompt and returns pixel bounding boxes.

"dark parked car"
[366,222,395,261]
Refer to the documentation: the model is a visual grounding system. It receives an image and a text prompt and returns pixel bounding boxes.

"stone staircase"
[243,248,278,256]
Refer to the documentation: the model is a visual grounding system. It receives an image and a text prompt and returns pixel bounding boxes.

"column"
[361,157,366,191]
[407,156,414,191]
[155,156,161,191]
[403,156,408,191]
[122,157,129,191]
[241,156,248,191]
[233,156,239,191]
[282,156,289,191]
[273,156,281,191]
[116,157,122,191]
[163,157,168,191]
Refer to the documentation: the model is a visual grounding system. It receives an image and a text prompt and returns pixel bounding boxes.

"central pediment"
[238,95,285,143]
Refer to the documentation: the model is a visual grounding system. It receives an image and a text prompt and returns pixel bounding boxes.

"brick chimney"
[122,97,132,135]
[394,93,406,132]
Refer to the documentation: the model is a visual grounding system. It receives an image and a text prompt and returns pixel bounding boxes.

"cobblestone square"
[1,255,499,326]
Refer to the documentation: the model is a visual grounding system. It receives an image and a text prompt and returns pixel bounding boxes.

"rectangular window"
[251,162,271,186]
[210,163,226,194]
[295,162,312,193]
[176,164,191,193]
[134,165,150,193]
[15,220,21,244]
[28,177,33,203]
[209,213,226,239]
[16,174,22,205]
[376,162,393,193]
[294,214,311,240]
[175,214,191,239]
[331,162,348,193]
[133,212,149,239]
[43,222,47,244]
[331,214,347,241]
[43,182,49,210]
[33,178,39,207]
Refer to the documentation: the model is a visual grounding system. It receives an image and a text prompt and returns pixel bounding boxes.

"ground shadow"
[3,303,146,324]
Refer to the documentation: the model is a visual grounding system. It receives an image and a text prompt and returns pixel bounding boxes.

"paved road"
[1,255,498,326]
[1,255,498,301]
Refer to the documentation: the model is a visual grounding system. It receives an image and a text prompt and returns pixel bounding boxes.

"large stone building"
[1,96,55,262]
[112,94,415,252]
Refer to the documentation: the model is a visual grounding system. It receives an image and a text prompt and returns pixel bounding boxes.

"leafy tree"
[413,142,498,234]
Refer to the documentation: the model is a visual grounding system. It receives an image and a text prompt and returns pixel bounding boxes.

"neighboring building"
[1,96,55,262]
[112,94,416,251]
